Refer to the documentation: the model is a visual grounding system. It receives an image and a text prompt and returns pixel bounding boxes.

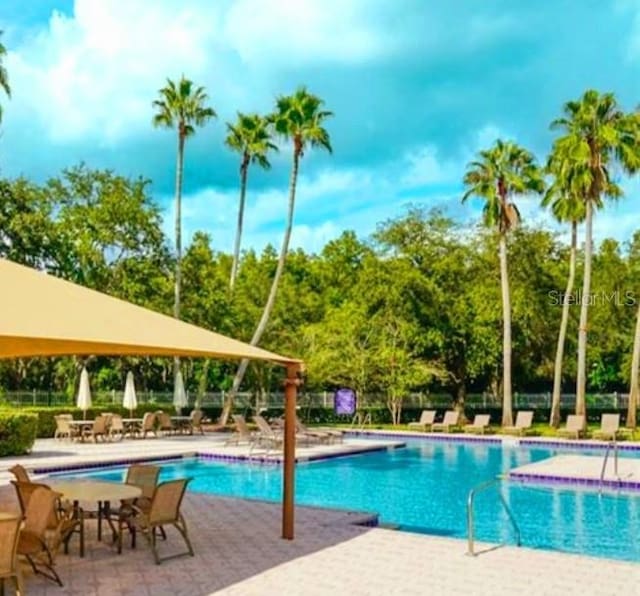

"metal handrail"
[599,440,619,493]
[467,477,521,556]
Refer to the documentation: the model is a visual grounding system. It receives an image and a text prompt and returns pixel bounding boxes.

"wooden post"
[282,363,301,539]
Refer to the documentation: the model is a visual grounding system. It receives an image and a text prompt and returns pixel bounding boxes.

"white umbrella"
[173,370,188,415]
[123,371,138,418]
[76,367,92,419]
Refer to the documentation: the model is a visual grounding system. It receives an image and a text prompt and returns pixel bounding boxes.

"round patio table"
[48,480,141,557]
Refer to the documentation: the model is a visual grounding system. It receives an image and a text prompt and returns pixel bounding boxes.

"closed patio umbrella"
[173,370,188,415]
[123,371,137,418]
[76,367,92,419]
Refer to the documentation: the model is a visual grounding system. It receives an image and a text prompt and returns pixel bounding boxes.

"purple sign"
[334,388,357,416]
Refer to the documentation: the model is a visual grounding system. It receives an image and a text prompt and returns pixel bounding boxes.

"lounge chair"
[0,513,24,595]
[253,415,286,448]
[295,417,334,444]
[592,414,620,441]
[17,486,73,586]
[226,414,256,445]
[408,410,436,432]
[557,414,586,439]
[9,464,30,483]
[128,478,194,564]
[431,410,461,432]
[502,411,534,436]
[463,414,491,435]
[297,417,344,443]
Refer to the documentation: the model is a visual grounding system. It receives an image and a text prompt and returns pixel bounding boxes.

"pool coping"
[508,471,640,492]
[36,441,404,475]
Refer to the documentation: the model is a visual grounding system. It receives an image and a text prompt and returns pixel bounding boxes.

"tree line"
[1,33,640,426]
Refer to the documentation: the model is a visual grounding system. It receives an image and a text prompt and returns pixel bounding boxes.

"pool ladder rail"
[466,477,521,556]
[599,440,620,494]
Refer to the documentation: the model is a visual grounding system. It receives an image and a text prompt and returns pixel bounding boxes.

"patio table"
[68,420,94,442]
[122,417,143,437]
[171,415,191,433]
[48,479,141,557]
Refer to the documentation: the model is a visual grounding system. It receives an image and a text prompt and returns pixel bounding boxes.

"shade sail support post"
[282,363,301,539]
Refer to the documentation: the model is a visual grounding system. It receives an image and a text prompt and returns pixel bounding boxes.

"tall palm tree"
[550,90,636,417]
[152,76,216,380]
[626,111,640,428]
[220,87,332,424]
[225,113,277,291]
[0,31,11,123]
[543,154,586,427]
[462,140,544,426]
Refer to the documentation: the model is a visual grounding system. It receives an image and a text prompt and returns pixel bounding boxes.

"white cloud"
[4,0,397,145]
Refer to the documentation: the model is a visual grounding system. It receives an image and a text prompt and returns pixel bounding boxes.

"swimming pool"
[54,440,640,562]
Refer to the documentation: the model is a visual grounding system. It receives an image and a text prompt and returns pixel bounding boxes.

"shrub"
[0,412,38,456]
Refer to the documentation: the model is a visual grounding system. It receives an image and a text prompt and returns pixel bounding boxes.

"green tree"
[550,90,636,417]
[543,153,586,426]
[221,87,333,424]
[462,140,544,426]
[225,113,277,290]
[0,31,10,123]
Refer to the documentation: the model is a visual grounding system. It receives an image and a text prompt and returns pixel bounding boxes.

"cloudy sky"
[1,0,640,253]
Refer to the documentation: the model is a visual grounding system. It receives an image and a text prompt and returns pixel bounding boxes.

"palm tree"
[220,87,333,424]
[0,31,11,123]
[550,90,636,418]
[152,76,216,380]
[462,140,544,426]
[626,111,640,428]
[543,154,586,427]
[225,113,277,291]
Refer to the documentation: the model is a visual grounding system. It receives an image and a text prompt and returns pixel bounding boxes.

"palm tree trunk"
[499,233,513,427]
[576,200,593,416]
[550,221,577,427]
[230,155,249,291]
[627,300,640,428]
[173,131,185,380]
[220,149,301,424]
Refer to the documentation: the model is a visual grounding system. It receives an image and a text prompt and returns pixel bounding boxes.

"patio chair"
[54,414,76,441]
[128,478,194,564]
[0,514,24,596]
[431,410,461,433]
[557,414,586,439]
[9,464,30,483]
[592,414,621,441]
[225,414,256,445]
[463,414,491,434]
[17,486,69,586]
[188,409,205,435]
[407,410,436,432]
[137,412,157,439]
[253,415,286,448]
[124,464,160,510]
[502,411,535,436]
[83,415,108,442]
[109,414,125,441]
[157,411,175,436]
[12,481,80,555]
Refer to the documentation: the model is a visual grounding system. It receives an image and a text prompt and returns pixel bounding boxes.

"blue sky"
[1,0,640,253]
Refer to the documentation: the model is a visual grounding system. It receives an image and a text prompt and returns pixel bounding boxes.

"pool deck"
[0,434,404,482]
[0,482,637,596]
[510,453,640,491]
[1,433,639,594]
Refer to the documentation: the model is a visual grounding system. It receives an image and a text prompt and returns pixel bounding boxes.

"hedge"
[0,412,38,456]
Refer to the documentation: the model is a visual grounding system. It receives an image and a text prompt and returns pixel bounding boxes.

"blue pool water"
[56,440,640,562]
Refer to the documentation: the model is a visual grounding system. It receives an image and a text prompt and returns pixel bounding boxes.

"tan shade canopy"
[0,258,300,366]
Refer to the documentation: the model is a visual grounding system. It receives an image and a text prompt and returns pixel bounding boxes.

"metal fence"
[0,390,631,411]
